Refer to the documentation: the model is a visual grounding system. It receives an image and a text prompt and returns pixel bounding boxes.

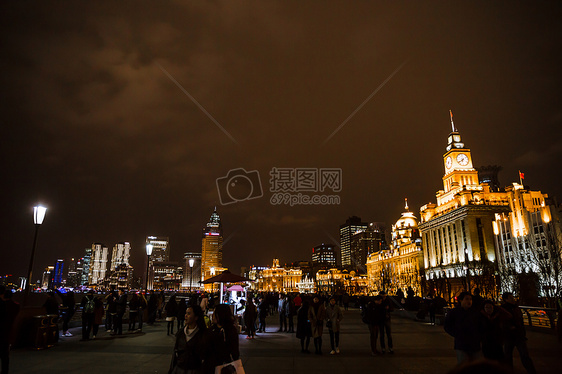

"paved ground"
[9,309,561,374]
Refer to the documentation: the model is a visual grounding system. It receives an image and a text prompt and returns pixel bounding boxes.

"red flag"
[519,171,524,180]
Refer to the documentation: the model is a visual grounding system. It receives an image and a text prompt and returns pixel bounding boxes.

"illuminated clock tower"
[438,112,479,205]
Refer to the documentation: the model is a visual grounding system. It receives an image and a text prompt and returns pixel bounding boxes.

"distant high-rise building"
[183,252,202,290]
[89,243,109,285]
[201,208,223,284]
[66,257,80,288]
[340,216,369,267]
[42,266,54,290]
[312,243,337,267]
[146,236,170,263]
[110,242,131,271]
[81,248,92,285]
[53,259,64,287]
[350,223,387,273]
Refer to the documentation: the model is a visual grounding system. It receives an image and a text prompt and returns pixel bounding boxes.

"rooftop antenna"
[449,109,456,132]
[405,198,409,211]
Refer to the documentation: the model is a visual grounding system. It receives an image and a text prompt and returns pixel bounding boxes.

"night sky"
[2,2,562,281]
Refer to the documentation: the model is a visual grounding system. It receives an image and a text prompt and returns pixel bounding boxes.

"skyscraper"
[81,248,92,285]
[146,236,170,263]
[89,243,109,285]
[201,208,223,283]
[340,216,368,268]
[312,243,337,267]
[350,223,387,273]
[53,259,64,287]
[183,252,202,290]
[110,242,131,271]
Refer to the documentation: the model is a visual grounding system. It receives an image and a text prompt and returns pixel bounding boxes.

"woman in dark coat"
[177,298,188,333]
[165,295,179,335]
[204,304,242,374]
[243,298,257,339]
[481,300,511,362]
[296,300,312,353]
[169,305,207,374]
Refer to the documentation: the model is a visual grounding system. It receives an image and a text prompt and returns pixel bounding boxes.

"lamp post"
[189,258,195,292]
[145,244,153,292]
[24,205,47,306]
[464,246,471,292]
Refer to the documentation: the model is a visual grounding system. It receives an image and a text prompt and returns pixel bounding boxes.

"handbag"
[214,328,245,374]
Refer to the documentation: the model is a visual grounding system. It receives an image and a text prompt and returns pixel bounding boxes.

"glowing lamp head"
[189,259,195,268]
[146,244,153,256]
[33,205,47,225]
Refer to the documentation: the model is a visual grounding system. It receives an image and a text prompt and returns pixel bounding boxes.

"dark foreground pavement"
[9,309,561,374]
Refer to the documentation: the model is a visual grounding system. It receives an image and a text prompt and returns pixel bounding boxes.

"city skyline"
[2,2,562,279]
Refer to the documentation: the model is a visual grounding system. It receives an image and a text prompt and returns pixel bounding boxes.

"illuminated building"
[201,208,223,290]
[81,248,92,285]
[367,200,424,295]
[89,243,109,285]
[312,243,337,267]
[53,259,64,287]
[350,222,387,273]
[66,258,80,288]
[146,236,170,263]
[41,266,54,290]
[316,268,369,295]
[107,263,134,290]
[150,261,182,290]
[492,184,560,298]
[250,259,302,293]
[340,216,368,268]
[110,242,131,271]
[182,252,202,290]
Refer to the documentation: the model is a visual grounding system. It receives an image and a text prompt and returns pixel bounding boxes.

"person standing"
[105,290,117,332]
[342,293,350,311]
[199,293,209,315]
[128,293,140,332]
[113,289,127,335]
[138,292,148,332]
[1,287,21,374]
[427,294,437,326]
[325,296,343,354]
[243,297,257,339]
[80,290,96,341]
[168,305,207,374]
[481,300,510,362]
[57,290,75,337]
[296,300,312,353]
[147,292,157,325]
[165,294,179,336]
[286,295,295,333]
[308,295,326,354]
[501,292,537,374]
[257,297,268,333]
[362,296,385,355]
[93,296,104,339]
[444,291,483,364]
[205,304,244,374]
[277,294,287,332]
[379,291,394,354]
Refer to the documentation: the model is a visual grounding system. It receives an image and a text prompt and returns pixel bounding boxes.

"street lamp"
[145,244,153,292]
[24,205,47,306]
[189,258,195,292]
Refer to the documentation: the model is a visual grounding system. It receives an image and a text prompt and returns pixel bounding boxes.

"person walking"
[444,291,483,364]
[286,295,296,333]
[128,293,140,332]
[57,290,75,337]
[138,292,148,332]
[277,294,288,332]
[177,298,188,333]
[296,299,312,353]
[342,293,350,311]
[165,294,179,336]
[168,305,207,374]
[308,295,326,354]
[244,297,257,339]
[80,290,96,341]
[257,296,268,333]
[379,291,394,353]
[205,304,244,374]
[501,292,537,374]
[112,289,127,335]
[362,295,385,355]
[326,296,343,354]
[427,294,437,326]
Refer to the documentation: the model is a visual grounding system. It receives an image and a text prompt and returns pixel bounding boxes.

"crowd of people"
[444,290,538,373]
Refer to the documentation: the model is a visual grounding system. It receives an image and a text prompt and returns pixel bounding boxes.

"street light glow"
[146,244,153,256]
[189,258,195,268]
[33,205,47,225]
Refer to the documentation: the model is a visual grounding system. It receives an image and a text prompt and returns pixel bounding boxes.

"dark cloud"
[2,1,562,279]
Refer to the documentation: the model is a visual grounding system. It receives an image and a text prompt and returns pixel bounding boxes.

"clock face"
[457,153,469,166]
[445,156,452,169]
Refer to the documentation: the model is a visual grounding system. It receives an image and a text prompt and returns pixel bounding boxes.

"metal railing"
[519,306,558,331]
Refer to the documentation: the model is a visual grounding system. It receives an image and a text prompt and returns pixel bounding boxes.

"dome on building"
[394,199,418,229]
